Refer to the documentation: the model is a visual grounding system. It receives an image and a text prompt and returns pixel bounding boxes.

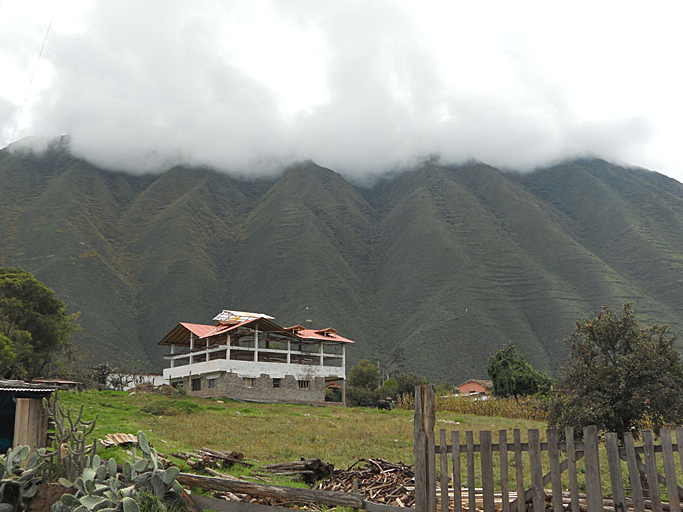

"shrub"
[548,303,683,437]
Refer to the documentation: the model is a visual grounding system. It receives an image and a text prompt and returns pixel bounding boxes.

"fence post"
[583,425,603,512]
[414,384,436,512]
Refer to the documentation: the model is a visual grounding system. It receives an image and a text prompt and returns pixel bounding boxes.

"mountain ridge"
[2,144,682,382]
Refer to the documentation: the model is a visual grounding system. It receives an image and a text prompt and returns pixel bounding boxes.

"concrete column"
[342,344,346,374]
[319,342,323,366]
[227,335,231,360]
[189,334,194,364]
[287,340,291,363]
[254,324,259,362]
[206,339,210,362]
[170,345,175,368]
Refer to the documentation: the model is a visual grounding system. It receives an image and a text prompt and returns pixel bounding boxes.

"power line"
[9,15,53,146]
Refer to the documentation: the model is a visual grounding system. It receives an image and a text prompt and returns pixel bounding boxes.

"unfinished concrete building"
[158,310,353,404]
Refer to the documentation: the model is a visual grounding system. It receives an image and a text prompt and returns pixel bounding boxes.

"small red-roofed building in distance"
[458,379,494,396]
[158,310,354,405]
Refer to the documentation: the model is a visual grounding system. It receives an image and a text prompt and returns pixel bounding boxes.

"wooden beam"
[176,473,363,508]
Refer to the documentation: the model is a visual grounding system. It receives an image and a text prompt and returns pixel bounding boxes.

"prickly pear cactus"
[53,431,183,512]
[0,445,45,512]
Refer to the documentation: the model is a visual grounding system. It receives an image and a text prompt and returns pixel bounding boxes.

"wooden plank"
[528,429,544,512]
[510,450,586,509]
[192,493,414,512]
[466,430,476,512]
[514,429,524,512]
[605,433,626,512]
[583,425,603,512]
[424,386,437,512]
[428,429,437,512]
[661,429,680,512]
[547,429,563,512]
[13,398,46,449]
[451,431,462,512]
[480,430,494,512]
[499,430,509,512]
[565,427,580,512]
[643,430,663,512]
[676,428,683,495]
[414,386,427,512]
[439,429,449,512]
[623,432,645,512]
[619,444,683,500]
[176,473,363,508]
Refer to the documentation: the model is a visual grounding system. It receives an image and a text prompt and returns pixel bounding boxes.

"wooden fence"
[413,384,683,512]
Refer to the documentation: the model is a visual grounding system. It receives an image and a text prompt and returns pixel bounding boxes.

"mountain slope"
[2,144,683,382]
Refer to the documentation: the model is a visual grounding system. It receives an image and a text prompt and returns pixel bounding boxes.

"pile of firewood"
[168,447,253,472]
[316,458,415,507]
[255,459,334,485]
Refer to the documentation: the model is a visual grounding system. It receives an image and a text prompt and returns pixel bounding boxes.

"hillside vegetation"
[2,141,683,382]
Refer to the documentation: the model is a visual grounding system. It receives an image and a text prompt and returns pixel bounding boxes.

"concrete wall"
[173,372,326,404]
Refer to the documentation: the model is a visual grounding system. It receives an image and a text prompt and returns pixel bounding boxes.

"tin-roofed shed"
[0,380,54,453]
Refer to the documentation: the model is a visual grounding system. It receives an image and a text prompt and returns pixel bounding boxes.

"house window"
[172,381,183,389]
[192,378,201,391]
[298,380,310,389]
[207,378,217,389]
[272,378,281,388]
[243,377,256,388]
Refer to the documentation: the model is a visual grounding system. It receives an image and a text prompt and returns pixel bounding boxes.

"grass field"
[56,390,680,500]
[58,389,546,469]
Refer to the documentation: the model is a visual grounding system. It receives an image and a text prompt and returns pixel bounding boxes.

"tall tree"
[0,267,79,379]
[486,341,551,400]
[548,303,683,437]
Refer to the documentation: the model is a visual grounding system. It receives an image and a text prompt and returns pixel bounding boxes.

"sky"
[1,0,683,183]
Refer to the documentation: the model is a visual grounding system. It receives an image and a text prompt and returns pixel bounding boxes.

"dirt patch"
[25,483,69,512]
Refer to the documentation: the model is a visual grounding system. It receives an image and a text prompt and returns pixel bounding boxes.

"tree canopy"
[486,341,551,400]
[347,359,381,390]
[548,303,683,437]
[0,267,78,379]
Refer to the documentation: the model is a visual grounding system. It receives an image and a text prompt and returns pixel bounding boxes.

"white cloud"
[2,0,683,182]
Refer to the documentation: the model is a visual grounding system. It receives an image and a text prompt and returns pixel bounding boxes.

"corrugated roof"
[0,379,55,392]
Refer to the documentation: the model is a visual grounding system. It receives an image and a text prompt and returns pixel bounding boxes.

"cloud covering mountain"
[2,1,682,181]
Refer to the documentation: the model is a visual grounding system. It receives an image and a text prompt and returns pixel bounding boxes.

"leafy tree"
[91,362,115,386]
[0,333,16,376]
[348,359,380,390]
[548,303,683,437]
[395,372,428,397]
[486,342,551,400]
[376,378,399,400]
[346,360,381,406]
[0,267,79,379]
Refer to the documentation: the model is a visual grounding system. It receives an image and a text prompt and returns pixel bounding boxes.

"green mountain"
[2,142,683,383]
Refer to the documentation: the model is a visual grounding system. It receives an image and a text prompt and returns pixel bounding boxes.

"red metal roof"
[179,322,216,338]
[286,326,355,344]
[198,318,254,339]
